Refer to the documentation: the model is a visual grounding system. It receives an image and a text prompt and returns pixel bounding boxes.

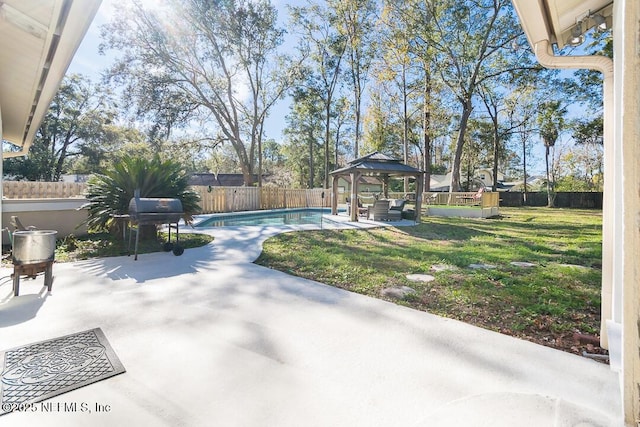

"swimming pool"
[194,208,335,228]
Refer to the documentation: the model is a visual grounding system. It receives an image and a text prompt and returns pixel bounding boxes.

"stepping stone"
[431,264,455,272]
[558,263,590,270]
[468,263,496,270]
[510,261,537,268]
[406,273,435,283]
[381,286,416,299]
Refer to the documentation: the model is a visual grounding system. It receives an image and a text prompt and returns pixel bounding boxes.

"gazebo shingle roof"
[330,152,423,176]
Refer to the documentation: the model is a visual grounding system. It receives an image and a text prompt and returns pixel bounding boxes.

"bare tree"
[331,0,378,158]
[3,74,116,181]
[101,0,300,185]
[290,1,347,188]
[409,0,527,193]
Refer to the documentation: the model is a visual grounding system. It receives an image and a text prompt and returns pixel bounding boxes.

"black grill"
[129,197,184,224]
[128,190,184,260]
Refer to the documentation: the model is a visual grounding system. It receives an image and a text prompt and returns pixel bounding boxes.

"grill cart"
[128,190,184,260]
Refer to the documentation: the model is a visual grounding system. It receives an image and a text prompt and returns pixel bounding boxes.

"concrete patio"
[0,216,621,426]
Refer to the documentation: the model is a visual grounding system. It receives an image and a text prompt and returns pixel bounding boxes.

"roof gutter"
[535,39,614,353]
[3,147,30,159]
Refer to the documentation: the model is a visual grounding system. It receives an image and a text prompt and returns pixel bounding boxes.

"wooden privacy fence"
[3,182,86,199]
[3,182,329,214]
[3,182,601,210]
[191,186,328,214]
[500,191,603,209]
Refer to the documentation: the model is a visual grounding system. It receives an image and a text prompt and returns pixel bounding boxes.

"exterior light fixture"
[593,13,608,31]
[568,21,584,46]
[565,6,611,47]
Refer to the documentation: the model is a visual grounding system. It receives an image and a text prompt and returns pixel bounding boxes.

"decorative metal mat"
[0,328,125,415]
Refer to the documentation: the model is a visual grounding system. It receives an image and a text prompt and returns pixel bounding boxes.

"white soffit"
[0,0,101,157]
[513,0,613,49]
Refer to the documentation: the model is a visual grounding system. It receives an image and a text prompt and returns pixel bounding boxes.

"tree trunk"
[492,121,499,191]
[354,92,361,158]
[423,69,432,192]
[522,135,528,205]
[450,100,473,194]
[403,65,409,193]
[545,145,553,207]
[309,128,314,188]
[324,99,331,189]
[257,128,263,188]
[335,122,341,168]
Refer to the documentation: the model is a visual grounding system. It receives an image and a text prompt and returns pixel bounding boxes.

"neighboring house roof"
[61,174,90,183]
[428,172,486,192]
[507,177,547,192]
[189,173,259,187]
[0,0,102,157]
[429,174,450,191]
[494,182,515,191]
[476,168,505,181]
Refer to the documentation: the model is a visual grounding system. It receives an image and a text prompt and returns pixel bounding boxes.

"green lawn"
[255,207,604,356]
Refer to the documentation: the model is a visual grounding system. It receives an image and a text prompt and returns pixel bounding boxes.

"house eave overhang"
[0,0,102,158]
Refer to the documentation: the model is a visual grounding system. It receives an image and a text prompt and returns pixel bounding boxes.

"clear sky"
[66,0,112,77]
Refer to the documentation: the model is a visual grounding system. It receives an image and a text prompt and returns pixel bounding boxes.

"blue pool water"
[194,208,335,228]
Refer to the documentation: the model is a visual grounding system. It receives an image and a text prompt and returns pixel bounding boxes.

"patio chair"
[471,187,485,205]
[367,200,391,221]
[387,199,405,221]
[425,193,438,205]
[347,197,368,217]
[455,187,484,205]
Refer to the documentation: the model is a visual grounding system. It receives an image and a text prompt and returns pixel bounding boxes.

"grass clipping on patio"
[255,207,605,359]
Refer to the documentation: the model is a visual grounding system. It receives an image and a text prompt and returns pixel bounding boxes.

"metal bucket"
[12,230,57,265]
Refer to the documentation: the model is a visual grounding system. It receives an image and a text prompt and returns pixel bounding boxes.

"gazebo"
[330,152,424,222]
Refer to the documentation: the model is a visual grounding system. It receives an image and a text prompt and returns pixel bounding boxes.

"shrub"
[83,155,200,233]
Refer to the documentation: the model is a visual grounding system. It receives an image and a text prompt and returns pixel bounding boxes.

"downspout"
[534,40,614,350]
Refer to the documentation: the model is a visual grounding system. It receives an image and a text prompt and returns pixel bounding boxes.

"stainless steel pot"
[12,230,57,265]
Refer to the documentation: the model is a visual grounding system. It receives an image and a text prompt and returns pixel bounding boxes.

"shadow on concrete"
[0,285,50,327]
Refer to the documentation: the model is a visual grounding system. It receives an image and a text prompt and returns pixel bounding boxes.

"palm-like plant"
[84,155,200,234]
[537,101,566,207]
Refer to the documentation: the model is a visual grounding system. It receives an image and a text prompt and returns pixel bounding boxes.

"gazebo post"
[382,174,389,198]
[331,175,339,215]
[415,172,424,224]
[350,171,360,221]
